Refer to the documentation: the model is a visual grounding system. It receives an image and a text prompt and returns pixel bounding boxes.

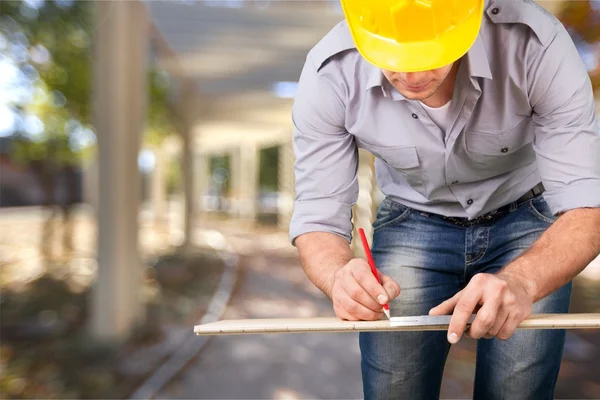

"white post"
[352,149,376,256]
[181,126,195,251]
[91,0,148,341]
[278,140,295,231]
[194,153,210,214]
[151,145,168,225]
[231,144,258,221]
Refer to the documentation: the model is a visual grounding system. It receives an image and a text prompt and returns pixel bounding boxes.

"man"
[289,0,600,399]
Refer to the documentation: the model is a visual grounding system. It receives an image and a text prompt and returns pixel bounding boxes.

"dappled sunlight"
[195,229,228,251]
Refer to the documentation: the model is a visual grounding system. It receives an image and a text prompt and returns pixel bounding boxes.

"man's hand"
[429,273,533,343]
[330,258,400,321]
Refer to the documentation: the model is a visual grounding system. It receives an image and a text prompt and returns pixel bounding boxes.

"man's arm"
[431,208,600,343]
[296,231,400,321]
[430,24,600,343]
[295,232,354,299]
[290,56,399,320]
[500,207,600,303]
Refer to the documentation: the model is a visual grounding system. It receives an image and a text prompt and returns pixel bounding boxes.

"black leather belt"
[440,183,545,227]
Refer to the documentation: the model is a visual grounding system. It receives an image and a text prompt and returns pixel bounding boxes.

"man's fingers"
[496,310,528,341]
[378,273,401,300]
[333,304,358,321]
[484,308,510,339]
[496,318,519,341]
[447,287,482,344]
[351,262,391,306]
[466,300,499,340]
[340,273,382,312]
[337,289,382,321]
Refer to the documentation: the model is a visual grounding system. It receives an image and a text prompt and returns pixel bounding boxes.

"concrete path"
[156,220,600,399]
[159,247,364,399]
[1,208,597,399]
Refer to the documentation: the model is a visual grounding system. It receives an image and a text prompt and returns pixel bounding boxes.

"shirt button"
[501,147,509,153]
[467,199,474,205]
[412,113,418,119]
[491,7,500,15]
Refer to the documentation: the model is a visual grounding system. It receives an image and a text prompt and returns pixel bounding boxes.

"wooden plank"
[194,313,600,336]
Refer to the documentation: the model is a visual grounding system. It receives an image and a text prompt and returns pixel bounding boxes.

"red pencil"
[358,228,390,319]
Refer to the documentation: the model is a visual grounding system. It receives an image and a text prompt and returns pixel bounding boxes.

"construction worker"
[289,0,600,399]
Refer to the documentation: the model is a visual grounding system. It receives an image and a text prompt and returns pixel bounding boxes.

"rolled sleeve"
[529,26,600,214]
[289,56,358,245]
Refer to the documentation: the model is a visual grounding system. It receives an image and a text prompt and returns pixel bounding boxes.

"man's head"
[381,63,457,101]
[340,0,484,73]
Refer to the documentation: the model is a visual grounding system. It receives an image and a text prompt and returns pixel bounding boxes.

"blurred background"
[0,1,599,399]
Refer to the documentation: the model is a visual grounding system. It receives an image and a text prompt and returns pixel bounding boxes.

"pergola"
[91,0,595,341]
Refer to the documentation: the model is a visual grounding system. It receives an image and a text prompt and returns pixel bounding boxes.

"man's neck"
[420,60,461,108]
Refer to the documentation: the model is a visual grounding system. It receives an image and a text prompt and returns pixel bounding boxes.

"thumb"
[379,273,400,300]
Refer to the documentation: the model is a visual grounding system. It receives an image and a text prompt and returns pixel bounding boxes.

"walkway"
[157,219,600,399]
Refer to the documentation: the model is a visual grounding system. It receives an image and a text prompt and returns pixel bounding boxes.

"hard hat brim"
[343,1,484,72]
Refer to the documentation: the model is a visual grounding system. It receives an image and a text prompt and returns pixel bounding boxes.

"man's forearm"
[499,207,600,303]
[295,231,355,299]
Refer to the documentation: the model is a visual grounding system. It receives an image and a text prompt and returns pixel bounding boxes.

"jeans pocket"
[372,199,411,231]
[526,195,557,224]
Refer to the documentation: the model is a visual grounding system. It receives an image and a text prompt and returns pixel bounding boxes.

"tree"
[1,0,176,259]
[1,0,175,158]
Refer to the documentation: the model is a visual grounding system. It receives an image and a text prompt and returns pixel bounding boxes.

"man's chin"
[399,90,436,101]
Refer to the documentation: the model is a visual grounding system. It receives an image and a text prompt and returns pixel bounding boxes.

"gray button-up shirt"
[290,0,600,245]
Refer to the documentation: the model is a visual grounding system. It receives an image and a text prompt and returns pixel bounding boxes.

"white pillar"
[151,145,168,224]
[278,140,295,230]
[231,143,258,221]
[181,127,195,250]
[91,0,148,341]
[194,153,210,214]
[352,149,376,256]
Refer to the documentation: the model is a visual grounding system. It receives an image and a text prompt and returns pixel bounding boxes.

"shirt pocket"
[465,118,536,178]
[368,145,428,198]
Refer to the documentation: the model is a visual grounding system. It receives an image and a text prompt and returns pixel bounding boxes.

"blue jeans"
[360,194,571,400]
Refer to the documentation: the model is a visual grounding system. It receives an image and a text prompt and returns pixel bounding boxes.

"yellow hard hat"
[340,0,485,72]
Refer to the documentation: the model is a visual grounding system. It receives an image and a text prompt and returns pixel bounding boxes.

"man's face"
[382,63,456,101]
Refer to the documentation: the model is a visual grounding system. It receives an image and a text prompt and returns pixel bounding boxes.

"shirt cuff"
[289,198,354,246]
[543,179,600,215]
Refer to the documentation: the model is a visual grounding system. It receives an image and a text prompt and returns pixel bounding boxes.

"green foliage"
[166,155,182,195]
[2,0,93,123]
[146,67,177,147]
[259,146,279,192]
[1,0,175,168]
